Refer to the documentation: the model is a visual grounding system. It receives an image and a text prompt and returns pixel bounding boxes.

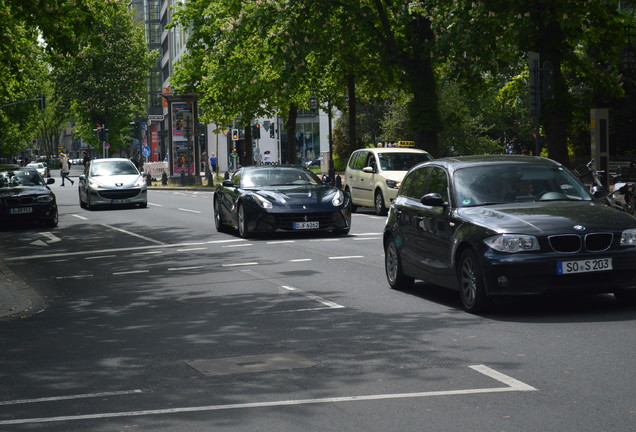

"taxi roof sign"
[397,140,415,147]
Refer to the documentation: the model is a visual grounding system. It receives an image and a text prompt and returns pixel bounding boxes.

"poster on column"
[172,102,194,174]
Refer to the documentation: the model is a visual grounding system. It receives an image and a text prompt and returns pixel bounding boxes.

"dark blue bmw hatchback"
[0,165,58,227]
[383,155,636,313]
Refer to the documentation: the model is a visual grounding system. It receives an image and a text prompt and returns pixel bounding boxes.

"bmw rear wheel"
[457,249,492,313]
[385,237,413,290]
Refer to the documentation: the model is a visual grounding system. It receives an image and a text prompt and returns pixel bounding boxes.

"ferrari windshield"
[242,168,321,187]
[454,164,592,207]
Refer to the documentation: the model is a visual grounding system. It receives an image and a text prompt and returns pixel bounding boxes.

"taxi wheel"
[375,190,387,216]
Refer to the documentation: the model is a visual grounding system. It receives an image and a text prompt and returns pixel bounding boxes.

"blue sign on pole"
[142,146,151,157]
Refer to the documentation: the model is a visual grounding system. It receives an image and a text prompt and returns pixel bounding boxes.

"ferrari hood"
[253,185,339,204]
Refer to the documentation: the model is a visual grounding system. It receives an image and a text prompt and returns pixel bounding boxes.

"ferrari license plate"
[293,221,319,230]
[556,258,612,275]
[10,207,33,214]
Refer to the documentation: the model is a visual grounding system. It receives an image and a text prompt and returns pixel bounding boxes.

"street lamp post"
[309,94,335,184]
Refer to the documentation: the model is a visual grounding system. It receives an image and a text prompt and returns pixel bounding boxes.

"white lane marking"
[221,262,259,267]
[4,239,247,262]
[176,247,207,252]
[39,232,61,243]
[54,275,94,280]
[168,266,204,271]
[147,202,162,207]
[289,259,312,263]
[329,256,364,260]
[310,238,340,242]
[351,232,382,236]
[84,255,116,260]
[0,365,535,425]
[112,270,149,276]
[72,214,89,220]
[222,243,252,248]
[469,365,537,391]
[0,389,142,406]
[353,237,380,241]
[100,224,165,245]
[267,240,296,245]
[281,285,345,310]
[178,208,201,214]
[131,251,163,256]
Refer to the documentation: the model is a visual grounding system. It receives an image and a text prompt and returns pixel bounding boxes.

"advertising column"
[171,101,194,176]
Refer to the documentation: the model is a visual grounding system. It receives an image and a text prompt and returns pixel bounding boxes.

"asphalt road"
[0,181,635,431]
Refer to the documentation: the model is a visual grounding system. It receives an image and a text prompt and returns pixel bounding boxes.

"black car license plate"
[293,221,319,230]
[9,207,33,214]
[556,258,612,275]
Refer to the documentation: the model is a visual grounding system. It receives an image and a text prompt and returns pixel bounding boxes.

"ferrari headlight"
[620,228,636,246]
[254,194,273,209]
[484,234,539,253]
[332,190,345,206]
[386,179,401,189]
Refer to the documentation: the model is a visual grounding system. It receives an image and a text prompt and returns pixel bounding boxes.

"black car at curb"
[0,164,58,227]
[383,155,636,313]
[214,165,352,238]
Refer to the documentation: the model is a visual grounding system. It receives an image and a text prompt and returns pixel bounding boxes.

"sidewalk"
[0,261,46,320]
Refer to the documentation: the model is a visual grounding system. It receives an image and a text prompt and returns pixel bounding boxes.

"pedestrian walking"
[229,148,239,171]
[59,153,74,186]
[209,152,217,175]
[82,151,91,168]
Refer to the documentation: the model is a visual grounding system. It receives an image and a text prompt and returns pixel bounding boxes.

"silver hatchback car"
[78,158,147,209]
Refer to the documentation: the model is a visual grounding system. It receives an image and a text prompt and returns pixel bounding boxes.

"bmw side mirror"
[222,179,234,187]
[46,178,55,185]
[420,193,446,207]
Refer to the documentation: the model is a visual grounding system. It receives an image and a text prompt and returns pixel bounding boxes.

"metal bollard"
[180,171,185,186]
[146,173,152,187]
[161,171,168,186]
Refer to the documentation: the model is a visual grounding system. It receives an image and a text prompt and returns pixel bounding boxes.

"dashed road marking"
[0,365,536,426]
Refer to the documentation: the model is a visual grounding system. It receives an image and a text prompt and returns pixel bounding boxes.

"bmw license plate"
[10,207,33,214]
[293,221,319,230]
[556,258,612,275]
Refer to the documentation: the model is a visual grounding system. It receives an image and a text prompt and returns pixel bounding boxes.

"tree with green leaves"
[53,1,155,155]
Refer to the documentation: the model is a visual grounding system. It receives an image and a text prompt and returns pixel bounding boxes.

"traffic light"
[38,95,45,110]
[253,123,261,139]
[231,128,239,141]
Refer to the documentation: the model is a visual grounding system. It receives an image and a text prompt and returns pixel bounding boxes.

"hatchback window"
[454,164,592,207]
